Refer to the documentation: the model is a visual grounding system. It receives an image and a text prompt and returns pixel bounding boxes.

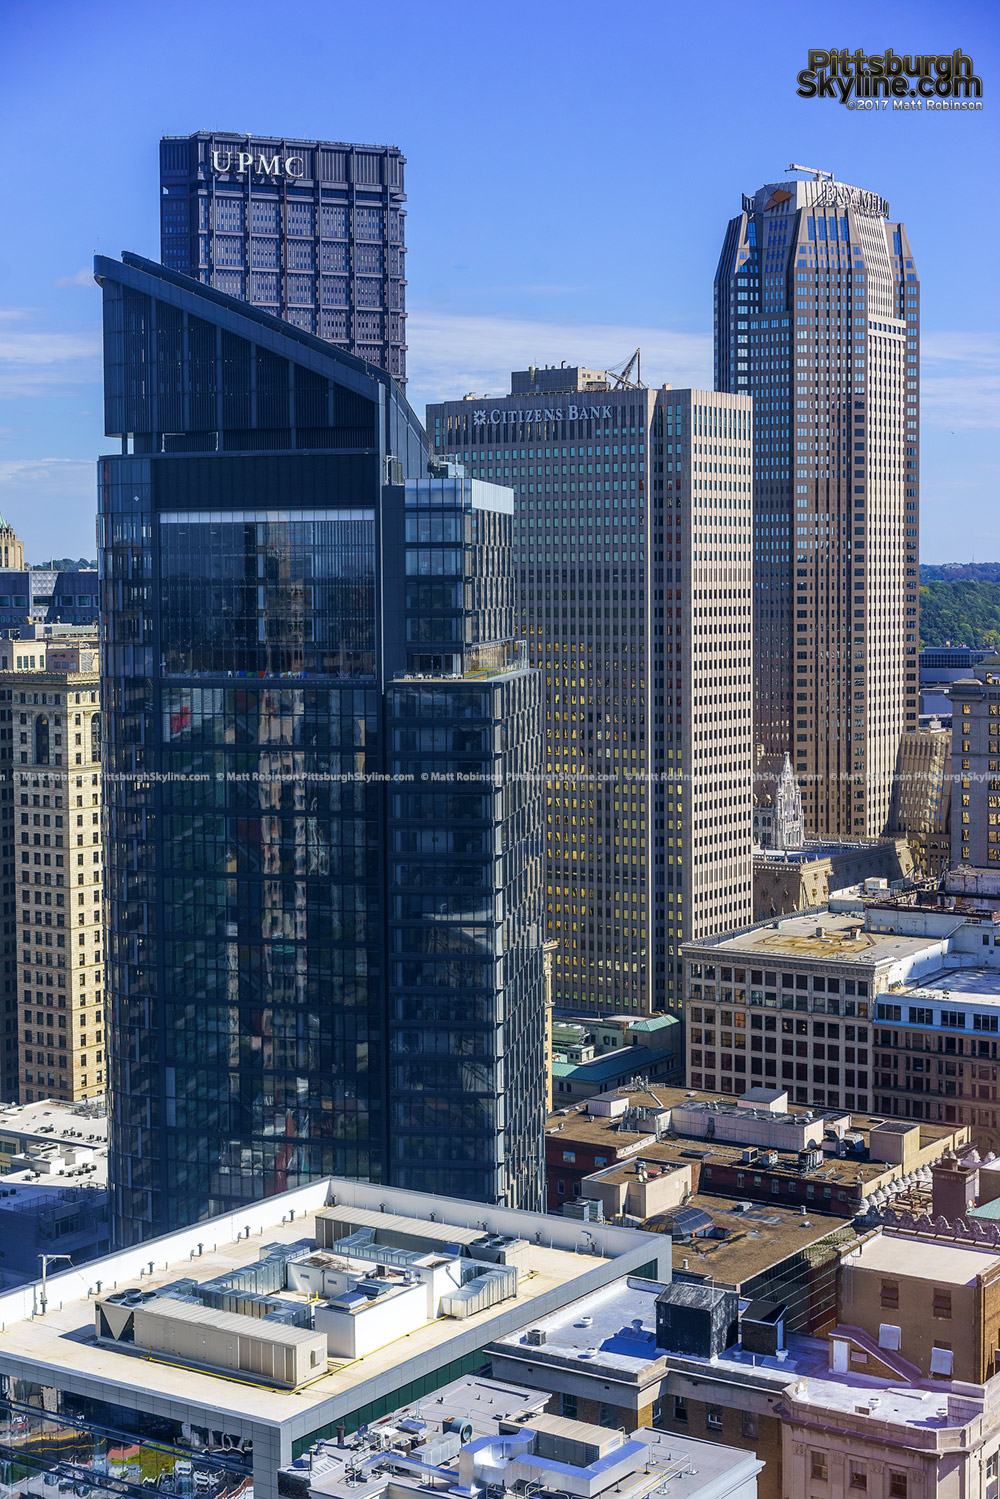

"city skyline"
[0,0,996,560]
[5,9,1000,1491]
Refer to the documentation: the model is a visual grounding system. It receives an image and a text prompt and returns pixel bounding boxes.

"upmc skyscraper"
[715,174,920,839]
[160,132,407,386]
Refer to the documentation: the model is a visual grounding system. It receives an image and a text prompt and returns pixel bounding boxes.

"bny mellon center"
[715,173,920,839]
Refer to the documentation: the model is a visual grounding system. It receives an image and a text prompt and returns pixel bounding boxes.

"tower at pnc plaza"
[715,171,919,839]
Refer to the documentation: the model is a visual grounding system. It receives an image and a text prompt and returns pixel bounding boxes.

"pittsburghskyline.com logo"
[797,49,983,108]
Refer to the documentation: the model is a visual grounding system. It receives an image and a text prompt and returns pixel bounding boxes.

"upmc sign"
[211,150,305,178]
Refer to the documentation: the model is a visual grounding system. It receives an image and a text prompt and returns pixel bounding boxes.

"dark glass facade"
[97,253,544,1242]
[160,133,407,386]
[0,1378,254,1499]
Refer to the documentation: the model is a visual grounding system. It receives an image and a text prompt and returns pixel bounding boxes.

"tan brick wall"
[657,1399,782,1499]
[840,1259,981,1383]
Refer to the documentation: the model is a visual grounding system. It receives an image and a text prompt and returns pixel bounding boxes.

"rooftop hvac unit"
[525,1328,546,1346]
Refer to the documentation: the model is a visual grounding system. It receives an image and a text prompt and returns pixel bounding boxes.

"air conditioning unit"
[525,1328,546,1347]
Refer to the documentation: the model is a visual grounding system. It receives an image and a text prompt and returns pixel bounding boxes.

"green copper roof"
[968,1197,1000,1220]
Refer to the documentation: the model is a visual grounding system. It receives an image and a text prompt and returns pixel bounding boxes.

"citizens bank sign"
[211,150,305,178]
[474,404,614,425]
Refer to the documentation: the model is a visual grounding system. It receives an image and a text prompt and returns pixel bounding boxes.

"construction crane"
[604,348,646,391]
[787,162,835,180]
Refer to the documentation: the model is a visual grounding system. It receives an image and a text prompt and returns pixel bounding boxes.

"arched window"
[34,715,49,765]
[90,713,101,764]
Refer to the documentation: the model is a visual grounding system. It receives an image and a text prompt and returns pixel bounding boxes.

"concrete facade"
[683,885,1000,1149]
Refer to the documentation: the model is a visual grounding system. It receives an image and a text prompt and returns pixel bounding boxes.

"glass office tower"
[160,133,407,386]
[715,173,919,838]
[96,253,544,1243]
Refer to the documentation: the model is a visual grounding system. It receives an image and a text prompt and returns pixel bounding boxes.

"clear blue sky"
[0,0,996,561]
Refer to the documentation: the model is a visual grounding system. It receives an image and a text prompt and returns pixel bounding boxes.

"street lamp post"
[37,1253,73,1316]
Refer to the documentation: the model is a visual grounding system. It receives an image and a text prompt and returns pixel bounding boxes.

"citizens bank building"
[427,369,755,1018]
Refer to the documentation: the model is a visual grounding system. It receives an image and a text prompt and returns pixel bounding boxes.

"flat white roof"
[0,1177,665,1432]
[846,1232,999,1286]
[0,1097,107,1143]
[898,965,1000,1004]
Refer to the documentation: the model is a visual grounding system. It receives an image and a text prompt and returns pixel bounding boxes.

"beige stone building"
[428,377,755,1015]
[0,634,104,1103]
[889,717,952,877]
[0,515,24,571]
[753,837,913,920]
[683,884,1000,1151]
[717,177,921,842]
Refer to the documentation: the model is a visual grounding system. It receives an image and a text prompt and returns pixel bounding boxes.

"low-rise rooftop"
[0,1095,107,1143]
[844,1232,1000,1285]
[490,1277,989,1439]
[0,1095,108,1186]
[281,1373,760,1499]
[0,1177,668,1438]
[686,909,936,964]
[547,1087,964,1209]
[649,1194,860,1286]
[551,1043,678,1086]
[896,963,1000,1003]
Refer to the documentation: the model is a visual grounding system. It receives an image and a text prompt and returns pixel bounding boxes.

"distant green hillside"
[919,578,1000,649]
